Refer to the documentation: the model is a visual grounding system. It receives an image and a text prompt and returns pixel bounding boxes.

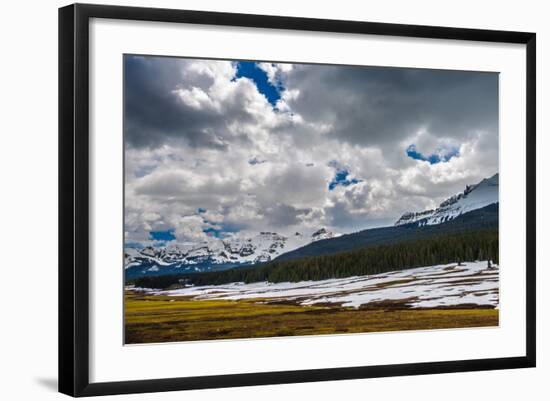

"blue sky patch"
[406,144,459,164]
[203,222,241,238]
[234,62,281,106]
[149,229,176,241]
[328,169,362,191]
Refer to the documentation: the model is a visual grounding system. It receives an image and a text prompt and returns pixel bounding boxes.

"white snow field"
[140,261,499,309]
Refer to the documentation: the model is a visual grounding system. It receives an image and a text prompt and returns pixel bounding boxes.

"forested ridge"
[132,229,498,289]
[277,203,498,262]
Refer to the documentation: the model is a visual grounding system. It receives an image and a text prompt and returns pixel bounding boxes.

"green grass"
[124,291,499,344]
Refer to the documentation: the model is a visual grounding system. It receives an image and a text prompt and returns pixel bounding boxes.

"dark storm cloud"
[124,56,259,150]
[265,203,312,227]
[284,65,498,150]
[125,56,212,148]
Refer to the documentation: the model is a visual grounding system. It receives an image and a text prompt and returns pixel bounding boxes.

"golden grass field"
[124,290,499,344]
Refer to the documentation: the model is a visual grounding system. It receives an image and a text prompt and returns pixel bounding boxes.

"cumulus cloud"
[124,55,499,244]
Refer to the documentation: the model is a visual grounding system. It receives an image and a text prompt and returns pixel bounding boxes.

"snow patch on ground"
[135,261,499,309]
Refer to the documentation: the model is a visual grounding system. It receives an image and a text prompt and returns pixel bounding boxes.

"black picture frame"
[59,3,536,397]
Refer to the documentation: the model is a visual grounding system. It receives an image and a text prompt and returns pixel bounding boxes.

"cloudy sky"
[124,55,498,246]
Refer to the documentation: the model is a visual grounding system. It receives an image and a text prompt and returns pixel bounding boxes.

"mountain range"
[125,174,498,280]
[125,228,337,279]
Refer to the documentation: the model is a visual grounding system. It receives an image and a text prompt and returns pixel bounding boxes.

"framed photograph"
[59,3,536,397]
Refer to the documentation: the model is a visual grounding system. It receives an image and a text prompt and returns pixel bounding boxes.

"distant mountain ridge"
[125,229,337,279]
[394,174,498,226]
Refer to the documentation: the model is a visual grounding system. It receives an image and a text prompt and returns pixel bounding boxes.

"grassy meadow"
[124,290,498,344]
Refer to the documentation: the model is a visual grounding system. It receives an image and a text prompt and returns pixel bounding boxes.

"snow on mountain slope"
[124,229,338,273]
[395,173,498,226]
[310,228,337,241]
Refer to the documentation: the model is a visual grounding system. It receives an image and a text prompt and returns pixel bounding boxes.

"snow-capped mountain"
[394,173,498,227]
[125,229,338,276]
[310,228,337,241]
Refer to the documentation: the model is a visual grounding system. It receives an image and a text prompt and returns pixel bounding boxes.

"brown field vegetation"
[124,291,498,344]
